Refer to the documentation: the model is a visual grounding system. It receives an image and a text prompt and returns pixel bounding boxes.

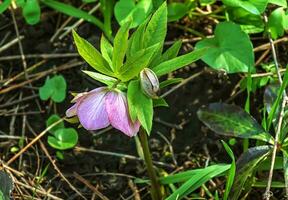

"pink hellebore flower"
[66,87,140,137]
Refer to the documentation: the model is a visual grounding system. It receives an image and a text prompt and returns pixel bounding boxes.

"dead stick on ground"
[0,35,24,53]
[73,172,109,200]
[39,143,87,200]
[6,118,64,165]
[263,14,287,200]
[161,71,203,98]
[14,180,63,200]
[10,9,42,111]
[2,60,46,86]
[0,53,79,61]
[0,61,83,95]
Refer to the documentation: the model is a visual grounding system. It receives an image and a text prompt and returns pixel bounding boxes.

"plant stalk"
[139,128,162,200]
[263,14,288,200]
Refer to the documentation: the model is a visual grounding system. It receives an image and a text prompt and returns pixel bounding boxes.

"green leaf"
[268,0,287,7]
[143,2,167,48]
[0,171,13,200]
[126,18,148,58]
[222,0,268,15]
[39,77,53,101]
[229,145,271,200]
[127,80,153,134]
[112,22,130,73]
[100,35,113,67]
[82,70,117,86]
[119,44,160,81]
[268,7,286,39]
[197,103,274,143]
[153,98,168,107]
[263,84,279,124]
[127,80,138,121]
[22,0,41,25]
[161,40,182,62]
[165,164,230,200]
[222,141,236,200]
[159,78,182,88]
[114,0,153,28]
[150,40,182,68]
[160,163,230,184]
[48,128,78,150]
[39,75,67,103]
[100,0,114,37]
[283,150,288,193]
[153,47,207,77]
[0,0,11,14]
[196,22,254,73]
[72,30,114,77]
[267,68,288,130]
[50,75,67,102]
[167,2,188,22]
[40,0,105,31]
[46,114,65,134]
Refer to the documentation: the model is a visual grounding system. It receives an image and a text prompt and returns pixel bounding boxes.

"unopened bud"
[140,68,159,98]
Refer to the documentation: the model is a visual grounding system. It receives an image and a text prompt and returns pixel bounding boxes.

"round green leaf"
[39,75,67,103]
[268,7,285,39]
[48,128,78,150]
[39,77,53,101]
[195,22,254,73]
[167,3,188,22]
[46,114,65,134]
[23,0,41,25]
[50,75,67,103]
[114,0,153,28]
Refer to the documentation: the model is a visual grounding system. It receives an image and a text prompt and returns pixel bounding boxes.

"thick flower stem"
[139,128,162,200]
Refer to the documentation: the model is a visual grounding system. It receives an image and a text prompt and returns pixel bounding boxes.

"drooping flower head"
[66,87,140,137]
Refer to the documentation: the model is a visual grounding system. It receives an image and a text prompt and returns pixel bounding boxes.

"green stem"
[139,128,162,200]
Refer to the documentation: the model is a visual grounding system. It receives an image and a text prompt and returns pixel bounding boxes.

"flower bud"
[140,68,159,98]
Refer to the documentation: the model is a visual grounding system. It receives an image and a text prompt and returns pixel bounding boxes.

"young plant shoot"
[66,3,206,200]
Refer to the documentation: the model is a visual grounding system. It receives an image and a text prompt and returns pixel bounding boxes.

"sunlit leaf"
[153,47,207,77]
[114,0,153,28]
[72,30,114,77]
[165,164,230,200]
[128,80,153,134]
[0,0,11,14]
[41,0,104,30]
[167,2,188,22]
[196,22,254,73]
[222,141,236,200]
[112,22,130,72]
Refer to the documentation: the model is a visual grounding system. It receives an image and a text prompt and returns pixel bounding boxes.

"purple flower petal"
[77,88,110,130]
[66,104,77,117]
[71,92,88,103]
[105,90,140,137]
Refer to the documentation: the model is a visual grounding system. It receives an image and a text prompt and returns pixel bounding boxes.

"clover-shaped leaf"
[48,128,78,150]
[46,114,65,134]
[39,75,67,103]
